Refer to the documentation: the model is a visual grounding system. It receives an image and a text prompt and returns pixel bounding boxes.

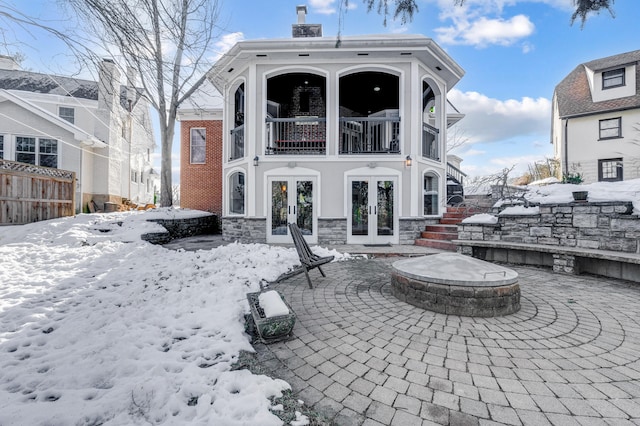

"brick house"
[177,81,224,216]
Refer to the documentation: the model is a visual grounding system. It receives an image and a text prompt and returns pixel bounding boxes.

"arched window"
[229,171,245,214]
[424,173,439,216]
[230,83,245,161]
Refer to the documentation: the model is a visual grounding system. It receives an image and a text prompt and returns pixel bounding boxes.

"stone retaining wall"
[142,214,219,244]
[459,201,639,254]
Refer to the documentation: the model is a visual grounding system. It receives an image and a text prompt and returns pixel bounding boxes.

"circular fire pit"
[391,253,520,317]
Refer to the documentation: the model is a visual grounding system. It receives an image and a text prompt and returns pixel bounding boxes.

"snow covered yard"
[0,210,344,425]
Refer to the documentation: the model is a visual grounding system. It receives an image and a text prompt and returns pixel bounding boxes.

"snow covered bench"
[455,239,640,283]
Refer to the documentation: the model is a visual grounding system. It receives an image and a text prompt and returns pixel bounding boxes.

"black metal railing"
[339,116,400,154]
[422,123,439,161]
[447,162,467,186]
[265,117,326,155]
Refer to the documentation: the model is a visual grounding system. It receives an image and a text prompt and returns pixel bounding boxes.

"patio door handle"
[293,205,296,215]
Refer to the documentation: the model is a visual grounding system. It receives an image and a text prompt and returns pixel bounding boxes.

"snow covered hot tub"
[391,253,520,317]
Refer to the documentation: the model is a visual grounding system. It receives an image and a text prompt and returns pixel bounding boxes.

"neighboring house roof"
[0,68,145,110]
[555,50,640,118]
[0,89,105,147]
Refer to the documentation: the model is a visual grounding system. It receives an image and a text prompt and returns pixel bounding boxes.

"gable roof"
[555,50,640,119]
[0,89,105,147]
[0,69,145,110]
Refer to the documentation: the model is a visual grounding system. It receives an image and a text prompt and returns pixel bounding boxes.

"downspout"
[563,119,569,174]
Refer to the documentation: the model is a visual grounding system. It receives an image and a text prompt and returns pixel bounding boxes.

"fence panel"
[0,159,76,225]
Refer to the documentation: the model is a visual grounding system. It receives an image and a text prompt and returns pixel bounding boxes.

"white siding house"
[552,50,640,183]
[208,7,464,245]
[0,57,157,212]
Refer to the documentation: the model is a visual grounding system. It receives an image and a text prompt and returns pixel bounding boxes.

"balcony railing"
[422,123,439,161]
[230,124,245,161]
[339,116,400,155]
[447,162,466,186]
[265,117,326,155]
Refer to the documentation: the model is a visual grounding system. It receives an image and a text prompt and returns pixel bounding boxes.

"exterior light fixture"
[253,156,259,166]
[405,155,412,167]
[373,86,381,92]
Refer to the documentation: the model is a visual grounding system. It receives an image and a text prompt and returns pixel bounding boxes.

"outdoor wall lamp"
[253,156,259,166]
[405,155,412,167]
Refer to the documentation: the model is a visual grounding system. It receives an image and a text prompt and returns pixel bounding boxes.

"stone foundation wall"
[222,217,267,244]
[318,218,347,245]
[399,217,434,245]
[458,201,639,254]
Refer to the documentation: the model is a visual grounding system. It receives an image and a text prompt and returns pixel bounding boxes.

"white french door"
[267,176,317,244]
[348,176,398,244]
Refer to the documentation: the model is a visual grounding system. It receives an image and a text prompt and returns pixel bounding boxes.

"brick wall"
[180,119,223,218]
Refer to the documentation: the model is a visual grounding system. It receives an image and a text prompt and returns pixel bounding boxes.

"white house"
[552,50,640,183]
[207,6,464,245]
[0,56,157,212]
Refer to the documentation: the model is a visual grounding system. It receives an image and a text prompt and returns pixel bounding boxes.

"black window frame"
[598,117,622,140]
[602,68,625,89]
[0,135,3,159]
[598,158,623,182]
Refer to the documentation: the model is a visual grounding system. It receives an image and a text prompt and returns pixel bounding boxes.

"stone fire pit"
[391,253,520,317]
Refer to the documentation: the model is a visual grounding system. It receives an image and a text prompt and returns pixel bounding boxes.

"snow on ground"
[0,209,348,425]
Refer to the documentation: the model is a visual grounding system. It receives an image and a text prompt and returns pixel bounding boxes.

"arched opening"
[422,80,440,161]
[229,171,245,214]
[230,83,245,161]
[423,172,439,216]
[265,72,326,155]
[339,71,400,154]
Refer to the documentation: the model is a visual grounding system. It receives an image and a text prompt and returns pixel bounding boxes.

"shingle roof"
[0,69,144,110]
[554,50,640,118]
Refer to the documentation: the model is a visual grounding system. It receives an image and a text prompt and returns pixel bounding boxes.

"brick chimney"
[292,5,322,38]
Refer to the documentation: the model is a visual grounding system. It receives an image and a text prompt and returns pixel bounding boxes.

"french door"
[268,177,317,244]
[348,176,397,244]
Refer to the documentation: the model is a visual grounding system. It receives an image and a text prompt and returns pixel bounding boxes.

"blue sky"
[4,0,640,182]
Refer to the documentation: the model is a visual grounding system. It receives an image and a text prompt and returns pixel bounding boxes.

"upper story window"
[59,107,75,124]
[0,135,4,159]
[602,68,625,89]
[229,83,245,161]
[190,128,206,164]
[15,136,58,168]
[599,117,621,139]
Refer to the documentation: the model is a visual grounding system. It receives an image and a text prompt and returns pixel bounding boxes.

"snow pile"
[461,213,498,224]
[258,291,290,318]
[524,179,640,214]
[0,210,346,425]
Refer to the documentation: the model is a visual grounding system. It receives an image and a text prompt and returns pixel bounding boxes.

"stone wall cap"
[392,253,518,287]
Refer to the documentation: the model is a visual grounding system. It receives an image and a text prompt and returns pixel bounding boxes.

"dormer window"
[602,68,625,89]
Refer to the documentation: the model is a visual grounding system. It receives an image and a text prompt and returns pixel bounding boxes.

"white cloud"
[310,0,337,15]
[214,32,245,59]
[448,89,551,145]
[436,14,535,47]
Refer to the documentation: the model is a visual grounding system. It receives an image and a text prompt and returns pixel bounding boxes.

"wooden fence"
[0,159,76,225]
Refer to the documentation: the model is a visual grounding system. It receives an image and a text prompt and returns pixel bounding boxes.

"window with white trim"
[602,68,625,89]
[598,158,623,182]
[38,138,58,168]
[15,136,58,168]
[229,171,245,214]
[190,128,206,164]
[599,117,622,139]
[59,107,75,124]
[423,173,439,216]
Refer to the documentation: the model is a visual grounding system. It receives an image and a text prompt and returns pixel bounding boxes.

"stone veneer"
[317,218,347,245]
[458,201,638,253]
[142,214,219,244]
[222,217,267,243]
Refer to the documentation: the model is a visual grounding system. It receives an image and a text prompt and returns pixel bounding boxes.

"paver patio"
[257,257,640,425]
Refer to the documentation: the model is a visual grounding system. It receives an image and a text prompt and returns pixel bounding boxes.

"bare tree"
[446,124,469,153]
[63,0,221,207]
